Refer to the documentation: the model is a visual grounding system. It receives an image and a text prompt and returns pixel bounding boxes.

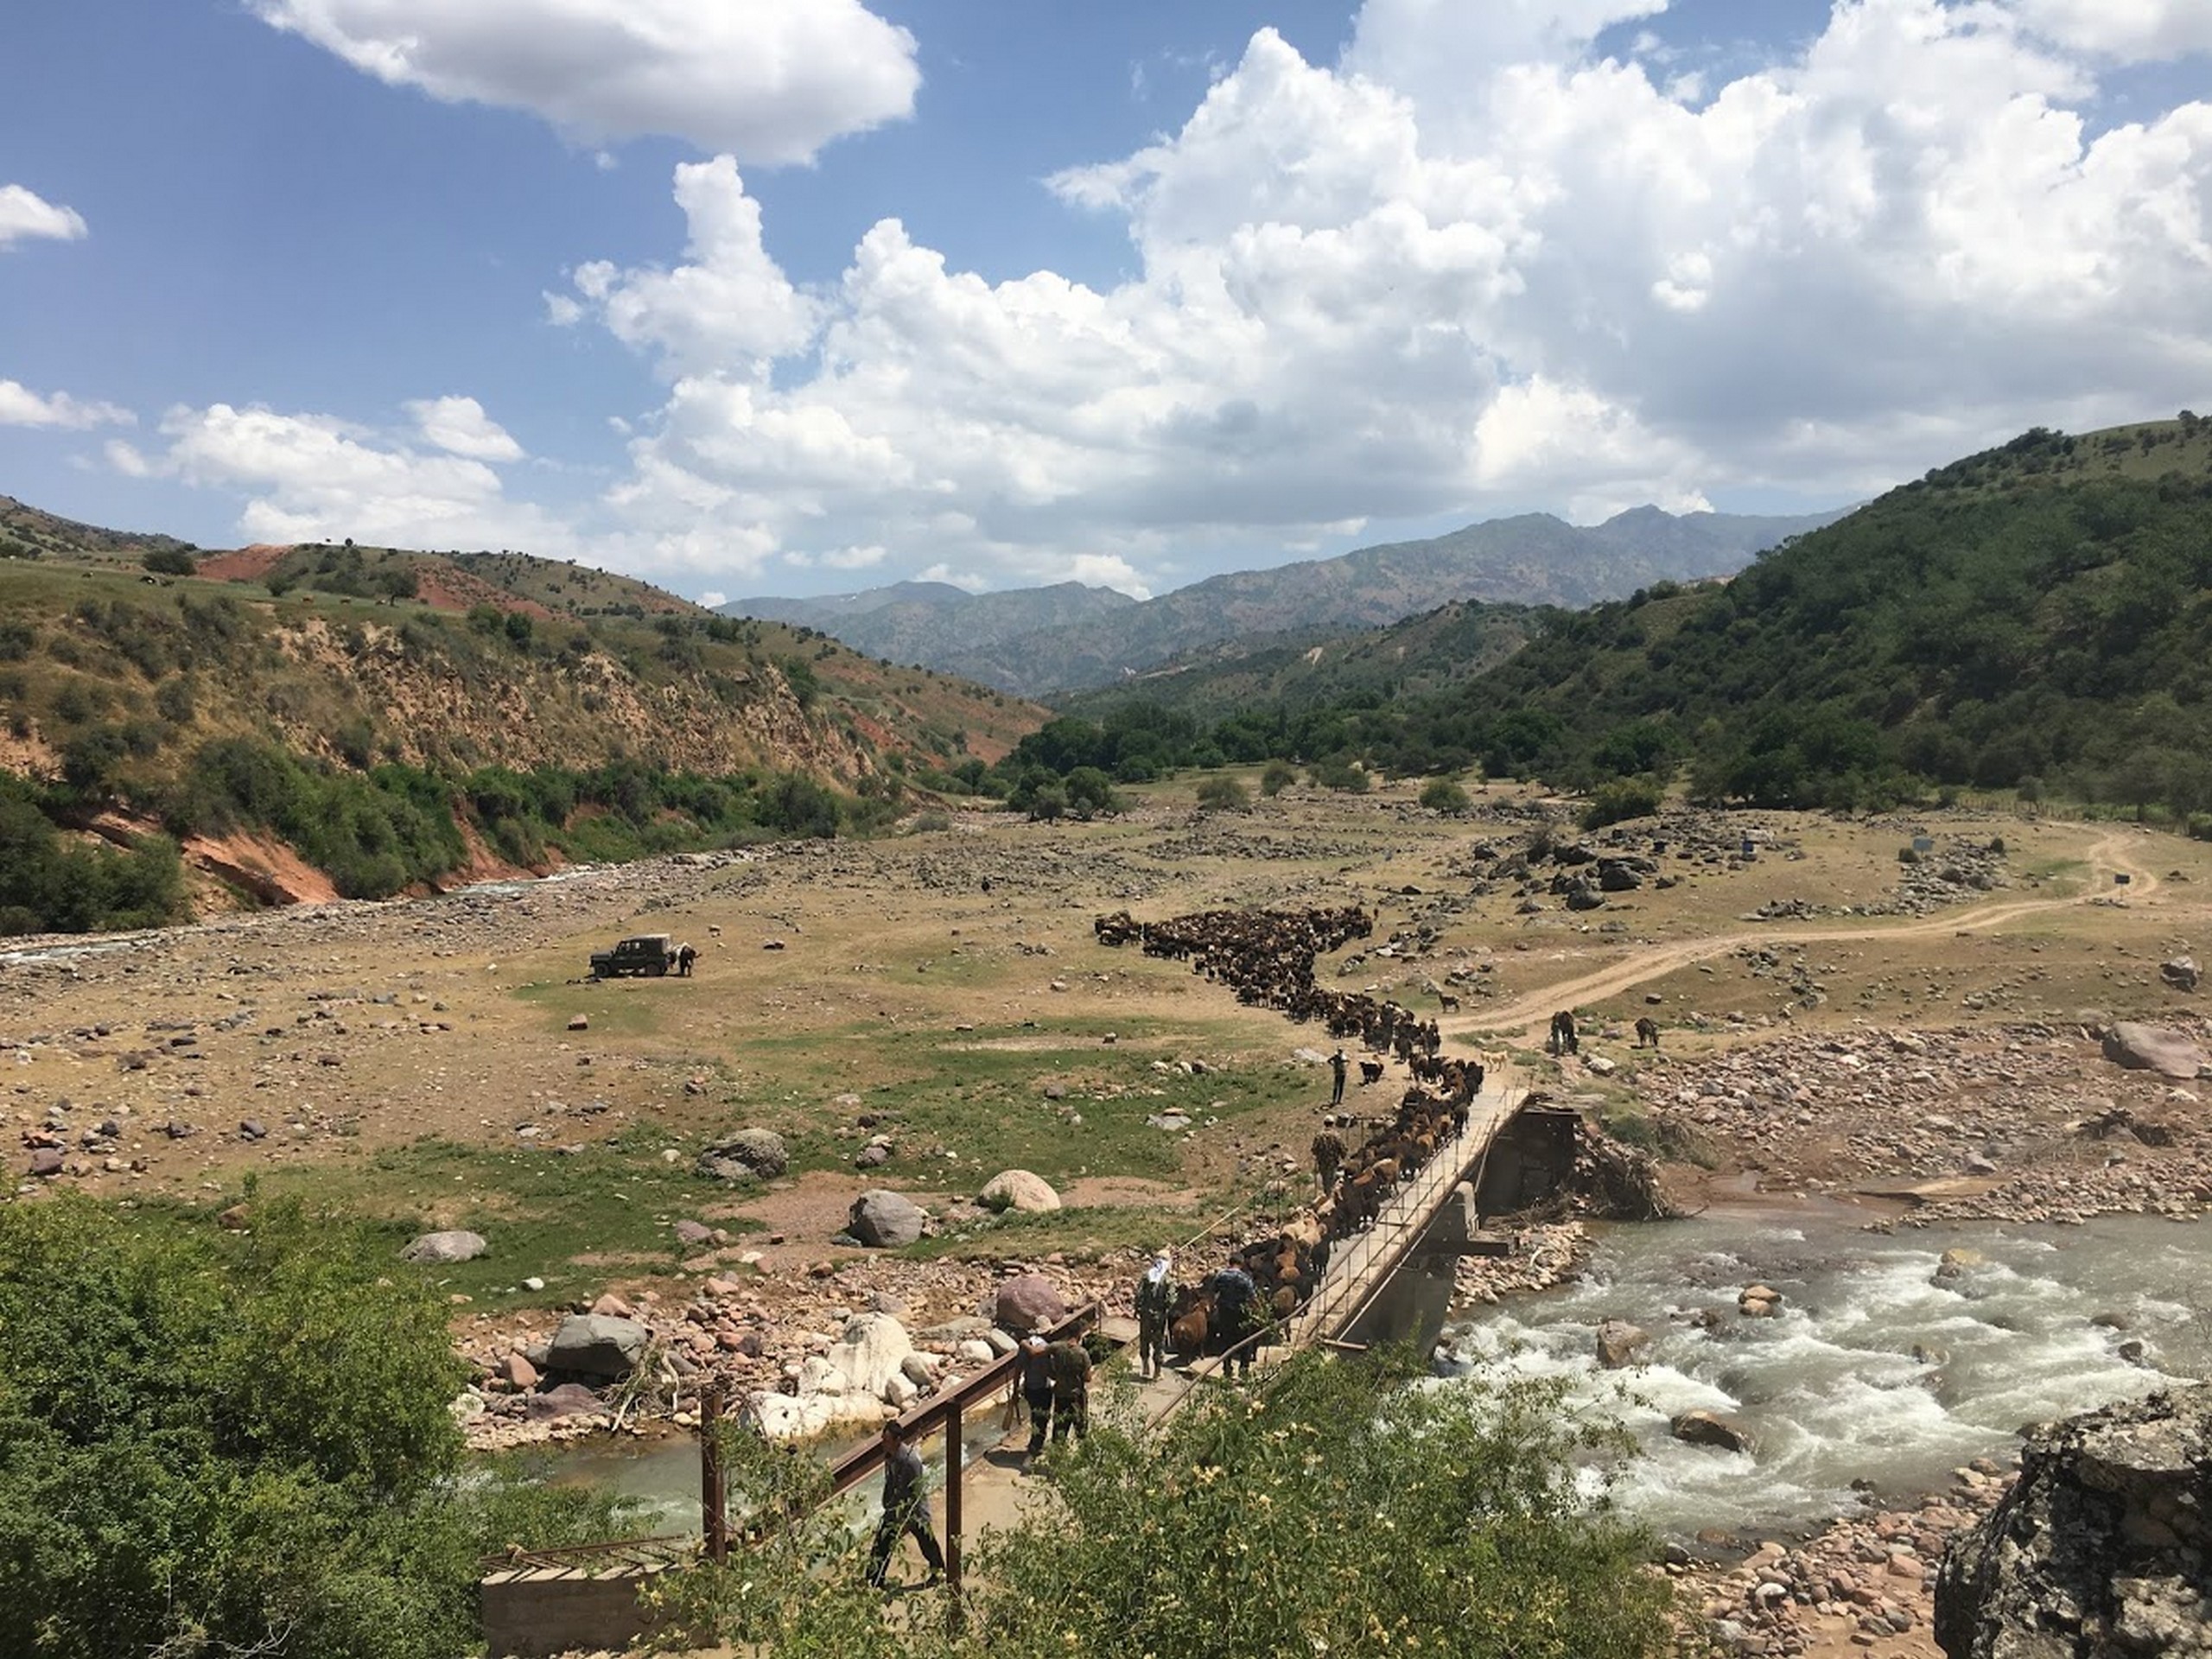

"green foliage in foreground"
[0,1196,626,1659]
[656,1347,1673,1658]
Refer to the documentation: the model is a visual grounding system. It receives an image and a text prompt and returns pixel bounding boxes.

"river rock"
[829,1312,914,1399]
[848,1189,925,1248]
[401,1229,487,1264]
[1935,1248,1986,1282]
[1671,1409,1758,1454]
[1738,1284,1785,1317]
[989,1272,1068,1333]
[697,1128,787,1181]
[1595,1319,1651,1369]
[524,1382,607,1422]
[1935,1384,2212,1658]
[979,1169,1061,1213]
[547,1313,651,1381]
[2099,1022,2206,1080]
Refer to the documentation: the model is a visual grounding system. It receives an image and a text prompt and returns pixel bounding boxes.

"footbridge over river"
[481,1070,1587,1654]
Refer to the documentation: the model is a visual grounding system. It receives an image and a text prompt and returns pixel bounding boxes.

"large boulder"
[829,1312,914,1399]
[848,1189,925,1249]
[748,1389,874,1441]
[979,1169,1061,1214]
[697,1128,788,1182]
[546,1313,652,1381]
[988,1272,1068,1334]
[2100,1023,2206,1080]
[1936,1385,2212,1658]
[400,1229,486,1264]
[1670,1409,1758,1454]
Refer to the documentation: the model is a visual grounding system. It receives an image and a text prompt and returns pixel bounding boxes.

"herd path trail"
[1459,828,2181,1049]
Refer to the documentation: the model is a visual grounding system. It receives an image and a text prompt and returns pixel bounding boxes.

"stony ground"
[8,777,2211,1655]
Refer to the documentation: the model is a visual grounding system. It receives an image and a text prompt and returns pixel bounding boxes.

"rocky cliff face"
[1935,1386,2211,1657]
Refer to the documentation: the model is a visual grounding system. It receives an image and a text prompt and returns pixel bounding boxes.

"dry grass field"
[7,772,2209,1311]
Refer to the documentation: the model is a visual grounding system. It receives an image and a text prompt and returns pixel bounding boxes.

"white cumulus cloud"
[556,0,2212,596]
[0,184,88,249]
[406,395,525,462]
[248,0,919,162]
[2006,0,2212,62]
[0,378,132,429]
[135,400,569,553]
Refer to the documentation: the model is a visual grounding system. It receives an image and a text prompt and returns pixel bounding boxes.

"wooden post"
[701,1388,728,1564]
[942,1396,964,1619]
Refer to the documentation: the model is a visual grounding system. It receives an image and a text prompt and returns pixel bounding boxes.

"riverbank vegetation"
[0,1196,626,1659]
[657,1346,1673,1658]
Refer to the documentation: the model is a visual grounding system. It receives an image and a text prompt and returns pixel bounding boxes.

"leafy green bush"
[1580,777,1662,830]
[657,1346,1670,1658]
[1260,758,1296,796]
[141,546,196,576]
[0,778,185,933]
[1309,756,1370,792]
[1420,777,1471,814]
[0,1196,626,1659]
[1194,773,1250,813]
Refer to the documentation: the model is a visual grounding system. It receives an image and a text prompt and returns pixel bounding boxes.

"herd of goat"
[1093,905,1493,1362]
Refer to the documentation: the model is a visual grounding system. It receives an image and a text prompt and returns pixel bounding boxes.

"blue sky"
[2,2,2208,604]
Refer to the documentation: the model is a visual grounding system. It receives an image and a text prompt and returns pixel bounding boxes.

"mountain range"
[724,505,1845,697]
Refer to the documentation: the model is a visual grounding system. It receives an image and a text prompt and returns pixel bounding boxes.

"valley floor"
[7,773,2209,1656]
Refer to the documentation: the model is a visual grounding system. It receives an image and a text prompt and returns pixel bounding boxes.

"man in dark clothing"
[677,942,697,976]
[1045,1338,1092,1442]
[1014,1333,1056,1460]
[867,1419,944,1589]
[1329,1047,1348,1106]
[1209,1255,1260,1381]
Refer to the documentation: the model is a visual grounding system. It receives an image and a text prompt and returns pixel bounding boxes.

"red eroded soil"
[192,543,295,582]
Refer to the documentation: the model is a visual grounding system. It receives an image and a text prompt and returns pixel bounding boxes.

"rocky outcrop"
[697,1128,787,1182]
[1935,1385,2212,1658]
[1595,1319,1650,1369]
[2101,1023,2207,1080]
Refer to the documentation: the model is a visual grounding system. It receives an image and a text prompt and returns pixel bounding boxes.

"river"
[526,1207,2209,1544]
[1437,1203,2210,1541]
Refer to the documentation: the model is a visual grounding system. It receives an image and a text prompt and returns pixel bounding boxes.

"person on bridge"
[866,1418,944,1590]
[1311,1122,1346,1194]
[1208,1254,1260,1382]
[1135,1252,1174,1380]
[1014,1334,1057,1464]
[1044,1338,1093,1444]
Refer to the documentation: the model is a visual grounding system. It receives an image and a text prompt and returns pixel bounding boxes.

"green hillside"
[1059,598,1544,726]
[1433,417,2212,813]
[0,507,1043,934]
[988,416,2212,831]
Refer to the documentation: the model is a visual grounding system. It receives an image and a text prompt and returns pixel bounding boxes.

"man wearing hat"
[1013,1332,1056,1463]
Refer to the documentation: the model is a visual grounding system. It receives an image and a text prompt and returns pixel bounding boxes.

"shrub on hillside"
[1260,758,1297,796]
[1194,774,1250,813]
[1420,777,1471,814]
[1580,777,1663,830]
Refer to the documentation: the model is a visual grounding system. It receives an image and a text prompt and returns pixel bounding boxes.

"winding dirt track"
[1461,828,2177,1047]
